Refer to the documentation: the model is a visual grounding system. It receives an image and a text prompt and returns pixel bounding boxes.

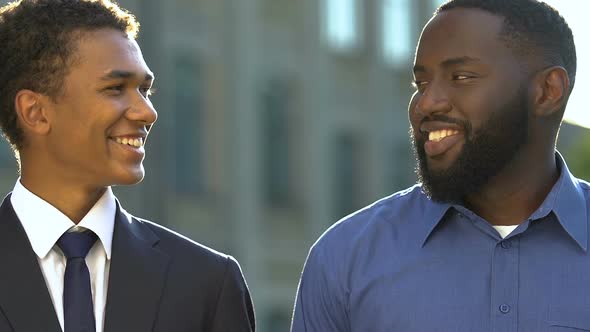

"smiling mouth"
[428,129,460,142]
[422,128,464,158]
[112,137,144,148]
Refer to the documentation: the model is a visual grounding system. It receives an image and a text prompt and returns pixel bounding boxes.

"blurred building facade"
[0,0,586,331]
[131,1,447,330]
[110,1,444,330]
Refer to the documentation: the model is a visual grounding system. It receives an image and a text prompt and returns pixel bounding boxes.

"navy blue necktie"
[57,231,98,332]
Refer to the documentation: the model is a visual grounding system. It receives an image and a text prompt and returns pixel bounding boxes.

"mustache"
[419,114,472,137]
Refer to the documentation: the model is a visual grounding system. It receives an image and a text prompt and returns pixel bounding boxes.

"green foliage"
[565,130,590,181]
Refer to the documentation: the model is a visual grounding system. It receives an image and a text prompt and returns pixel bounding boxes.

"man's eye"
[140,86,156,97]
[453,74,473,80]
[105,85,124,93]
[411,80,428,89]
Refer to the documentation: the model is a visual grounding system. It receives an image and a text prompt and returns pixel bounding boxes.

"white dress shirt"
[11,179,115,332]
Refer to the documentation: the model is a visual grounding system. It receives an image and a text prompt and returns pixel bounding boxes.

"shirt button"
[499,304,511,314]
[501,241,511,249]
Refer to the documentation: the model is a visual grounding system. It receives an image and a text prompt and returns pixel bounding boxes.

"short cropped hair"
[0,0,139,150]
[437,0,576,94]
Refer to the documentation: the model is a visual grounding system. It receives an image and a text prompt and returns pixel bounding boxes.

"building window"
[382,0,413,67]
[173,55,203,193]
[332,133,363,219]
[261,78,291,207]
[322,0,362,51]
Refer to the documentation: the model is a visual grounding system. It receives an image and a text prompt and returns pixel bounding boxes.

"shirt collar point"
[569,233,588,252]
[420,192,452,246]
[550,152,588,251]
[34,246,54,260]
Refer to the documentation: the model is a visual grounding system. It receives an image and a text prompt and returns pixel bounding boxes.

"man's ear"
[530,66,570,118]
[14,89,51,136]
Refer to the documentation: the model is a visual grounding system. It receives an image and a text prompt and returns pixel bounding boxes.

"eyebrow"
[100,70,154,82]
[413,56,482,73]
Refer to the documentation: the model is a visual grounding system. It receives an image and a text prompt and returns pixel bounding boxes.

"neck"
[19,168,107,224]
[464,150,559,226]
[20,177,107,224]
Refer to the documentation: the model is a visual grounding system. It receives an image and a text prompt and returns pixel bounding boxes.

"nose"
[413,81,451,117]
[127,94,158,127]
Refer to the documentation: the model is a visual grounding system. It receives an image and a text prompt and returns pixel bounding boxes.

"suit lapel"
[0,195,62,332]
[103,203,170,332]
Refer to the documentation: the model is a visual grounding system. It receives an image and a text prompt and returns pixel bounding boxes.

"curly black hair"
[0,0,139,151]
[437,0,576,95]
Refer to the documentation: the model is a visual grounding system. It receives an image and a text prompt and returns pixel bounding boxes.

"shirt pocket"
[548,307,590,331]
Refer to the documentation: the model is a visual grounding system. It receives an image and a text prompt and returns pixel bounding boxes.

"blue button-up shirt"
[292,153,590,332]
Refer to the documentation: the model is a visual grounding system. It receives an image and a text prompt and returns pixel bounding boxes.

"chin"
[425,156,456,173]
[111,167,145,186]
[118,176,144,186]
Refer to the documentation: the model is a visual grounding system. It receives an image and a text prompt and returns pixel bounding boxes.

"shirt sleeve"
[291,245,349,332]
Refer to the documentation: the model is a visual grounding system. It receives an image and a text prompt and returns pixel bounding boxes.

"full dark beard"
[412,87,529,204]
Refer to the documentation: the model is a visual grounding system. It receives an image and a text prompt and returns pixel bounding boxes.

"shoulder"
[131,215,240,275]
[121,214,254,330]
[296,185,434,316]
[304,185,433,276]
[313,184,428,252]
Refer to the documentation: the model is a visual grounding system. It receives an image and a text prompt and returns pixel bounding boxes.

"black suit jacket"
[0,195,255,331]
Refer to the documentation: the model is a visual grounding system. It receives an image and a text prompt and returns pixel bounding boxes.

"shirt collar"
[419,191,452,247]
[11,179,116,259]
[419,152,588,251]
[542,151,588,251]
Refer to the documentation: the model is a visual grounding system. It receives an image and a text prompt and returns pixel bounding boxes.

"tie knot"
[57,231,98,259]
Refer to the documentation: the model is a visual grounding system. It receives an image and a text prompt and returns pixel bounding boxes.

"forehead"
[415,8,518,70]
[68,28,152,80]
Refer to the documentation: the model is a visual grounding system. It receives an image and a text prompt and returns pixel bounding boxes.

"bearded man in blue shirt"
[292,0,587,331]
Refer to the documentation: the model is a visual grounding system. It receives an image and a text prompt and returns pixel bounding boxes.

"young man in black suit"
[0,0,255,331]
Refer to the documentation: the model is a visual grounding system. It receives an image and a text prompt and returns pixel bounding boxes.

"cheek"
[408,91,421,126]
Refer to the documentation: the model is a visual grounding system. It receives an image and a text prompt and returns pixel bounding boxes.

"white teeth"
[113,137,143,147]
[428,130,459,142]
